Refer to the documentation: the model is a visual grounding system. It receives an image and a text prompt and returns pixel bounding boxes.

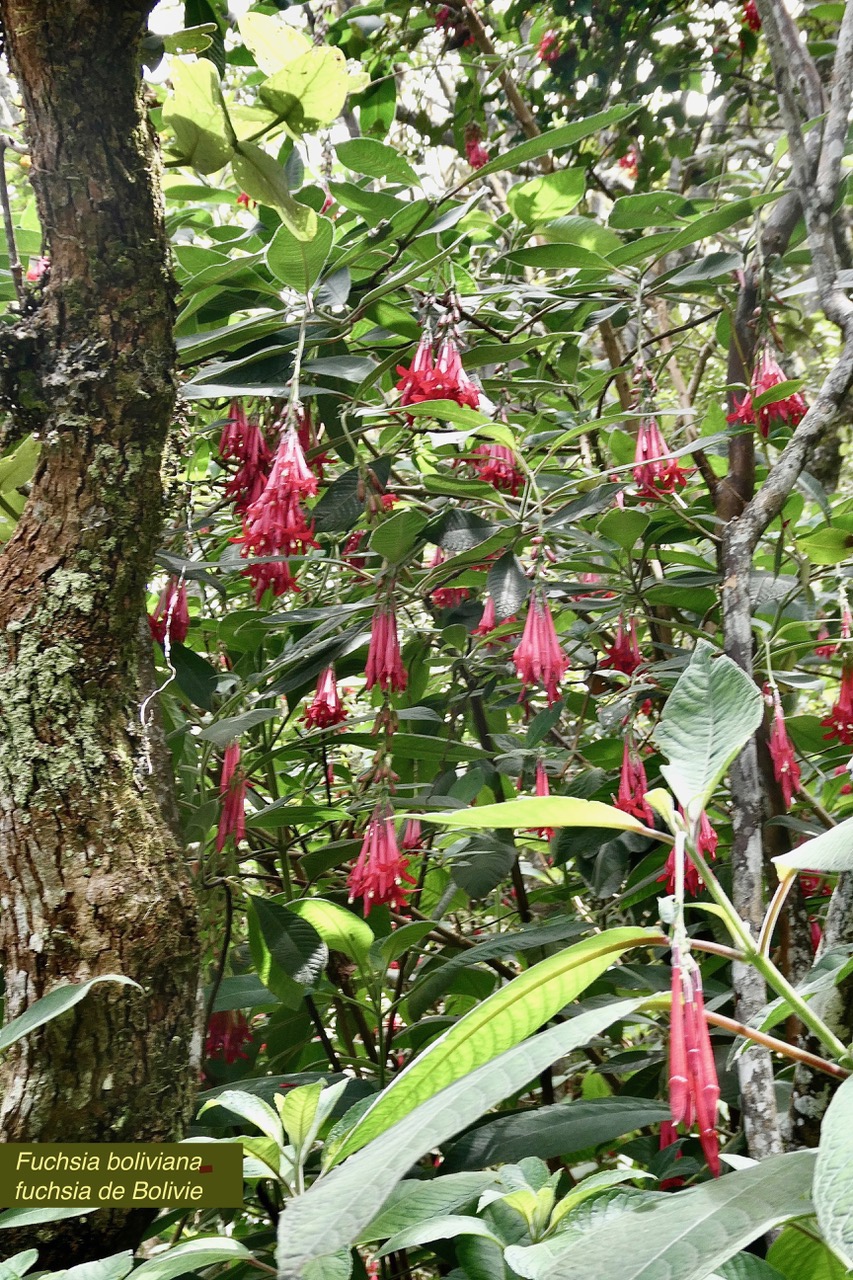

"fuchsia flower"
[296,406,331,482]
[365,597,408,693]
[513,591,569,705]
[205,1010,253,1064]
[148,578,190,647]
[767,687,800,808]
[305,666,347,729]
[669,945,721,1177]
[810,917,823,952]
[464,126,490,170]
[659,811,717,895]
[396,333,480,410]
[534,759,554,840]
[239,423,318,603]
[742,0,761,31]
[428,546,470,610]
[633,418,689,499]
[474,594,498,636]
[25,255,50,282]
[219,400,272,515]
[617,145,639,181]
[471,443,524,495]
[614,739,654,825]
[822,663,853,744]
[401,818,424,850]
[537,29,561,62]
[216,741,246,852]
[601,614,643,675]
[728,348,807,438]
[348,803,416,915]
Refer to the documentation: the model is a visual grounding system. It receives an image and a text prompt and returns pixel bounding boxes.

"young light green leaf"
[654,640,763,816]
[277,1000,644,1279]
[377,1215,501,1258]
[238,12,310,74]
[773,814,853,875]
[814,1074,853,1267]
[132,1237,253,1279]
[336,138,419,187]
[327,928,658,1165]
[198,1088,284,1146]
[231,142,317,240]
[0,975,140,1054]
[259,46,357,136]
[423,796,660,837]
[506,169,586,224]
[280,1081,323,1157]
[267,216,333,293]
[287,898,374,966]
[162,58,236,174]
[768,1223,851,1280]
[0,1252,38,1280]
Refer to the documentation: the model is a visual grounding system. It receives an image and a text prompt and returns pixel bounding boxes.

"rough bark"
[0,0,200,1264]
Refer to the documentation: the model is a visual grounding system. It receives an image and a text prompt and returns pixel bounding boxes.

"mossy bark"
[0,0,200,1264]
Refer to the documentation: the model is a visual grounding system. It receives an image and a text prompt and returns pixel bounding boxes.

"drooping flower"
[471,443,524,495]
[396,333,439,407]
[396,333,480,411]
[767,686,800,808]
[216,741,247,852]
[218,401,272,515]
[742,0,761,31]
[205,1010,253,1064]
[513,590,569,705]
[617,145,639,181]
[474,594,498,636]
[427,546,470,610]
[810,916,823,953]
[728,348,807,438]
[822,663,853,745]
[534,759,554,840]
[601,614,643,676]
[296,405,331,482]
[348,803,416,915]
[365,597,408,693]
[669,947,721,1177]
[304,666,347,730]
[25,255,50,282]
[615,739,654,825]
[816,625,838,659]
[633,418,689,499]
[435,338,481,409]
[800,870,832,896]
[148,578,190,647]
[659,810,717,895]
[401,817,424,850]
[239,423,318,602]
[537,29,561,62]
[464,126,490,170]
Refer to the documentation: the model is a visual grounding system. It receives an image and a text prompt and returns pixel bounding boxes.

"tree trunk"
[0,0,200,1264]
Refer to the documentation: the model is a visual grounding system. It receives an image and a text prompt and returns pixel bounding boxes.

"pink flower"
[728,348,807,438]
[768,687,800,808]
[633,418,689,499]
[296,406,331,482]
[474,594,498,636]
[816,625,839,659]
[810,916,823,952]
[25,255,50,282]
[465,136,490,169]
[823,663,853,745]
[617,145,639,181]
[239,424,318,601]
[348,803,416,915]
[614,740,653,825]
[537,29,561,62]
[305,666,347,729]
[148,578,190,647]
[365,597,408,693]
[471,443,523,495]
[659,811,717,895]
[534,759,553,840]
[742,0,761,31]
[217,741,246,852]
[401,818,424,850]
[513,591,569,705]
[435,338,481,409]
[669,947,720,1177]
[205,1010,253,1063]
[219,401,272,515]
[396,334,480,411]
[428,546,470,610]
[601,614,643,676]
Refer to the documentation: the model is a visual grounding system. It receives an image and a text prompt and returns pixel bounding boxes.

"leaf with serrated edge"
[276,1000,644,1278]
[132,1238,253,1279]
[815,1074,853,1267]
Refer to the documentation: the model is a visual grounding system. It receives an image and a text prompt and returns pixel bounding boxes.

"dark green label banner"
[0,1143,243,1208]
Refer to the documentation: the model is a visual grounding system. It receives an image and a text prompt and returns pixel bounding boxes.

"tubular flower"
[205,1010,252,1064]
[669,947,721,1177]
[659,811,717,895]
[401,817,424,851]
[304,666,347,730]
[348,803,416,915]
[513,591,569,705]
[435,337,481,409]
[239,425,318,601]
[296,406,331,482]
[614,739,654,826]
[396,333,480,410]
[617,145,639,181]
[728,348,807,438]
[633,418,689,499]
[601,614,643,675]
[742,0,761,31]
[148,578,190,647]
[474,594,498,636]
[396,333,440,406]
[216,741,247,852]
[26,254,50,282]
[768,688,801,808]
[428,546,470,610]
[534,759,554,840]
[218,401,272,515]
[464,126,490,170]
[537,29,561,62]
[823,663,853,745]
[365,597,408,693]
[471,443,524,495]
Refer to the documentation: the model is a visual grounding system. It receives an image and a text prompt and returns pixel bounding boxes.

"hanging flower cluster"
[742,0,761,31]
[464,125,490,170]
[428,546,470,610]
[601,614,643,675]
[633,418,689,499]
[533,759,554,841]
[659,813,717,896]
[396,332,480,410]
[239,420,318,603]
[614,739,653,825]
[205,1010,253,1064]
[513,589,569,705]
[767,686,800,808]
[366,594,408,693]
[728,348,807,437]
[148,578,190,648]
[348,802,416,915]
[822,663,853,744]
[669,944,721,1176]
[218,400,272,515]
[537,29,561,62]
[304,666,347,729]
[471,443,524,495]
[216,741,247,852]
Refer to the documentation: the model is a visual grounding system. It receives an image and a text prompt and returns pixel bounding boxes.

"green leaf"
[276,1000,644,1278]
[162,57,235,174]
[281,1081,324,1155]
[768,1225,852,1280]
[815,1074,853,1266]
[488,551,529,621]
[238,12,311,74]
[132,1237,253,1279]
[312,457,393,534]
[199,708,280,746]
[0,1252,38,1280]
[232,142,317,240]
[469,106,638,181]
[715,1254,789,1280]
[448,833,518,898]
[797,521,853,566]
[442,1096,671,1172]
[660,193,781,255]
[654,640,763,817]
[369,509,428,563]
[259,46,356,135]
[503,1151,816,1280]
[358,1172,495,1242]
[267,216,333,293]
[423,796,657,835]
[773,813,853,875]
[0,1206,91,1229]
[248,895,328,1004]
[0,436,39,493]
[0,975,140,1054]
[609,192,696,229]
[328,928,657,1164]
[170,642,219,711]
[378,1215,501,1257]
[507,169,586,224]
[542,213,622,255]
[504,243,612,272]
[199,1088,284,1145]
[336,138,419,187]
[287,897,373,966]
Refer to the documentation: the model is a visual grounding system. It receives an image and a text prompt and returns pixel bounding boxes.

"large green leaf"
[267,216,333,293]
[287,898,373,966]
[654,640,763,816]
[715,1254,788,1280]
[0,975,140,1054]
[424,796,658,836]
[231,142,316,240]
[238,11,310,74]
[358,1172,496,1242]
[132,1238,253,1279]
[768,1224,852,1280]
[247,896,328,1005]
[0,1253,38,1280]
[336,138,419,187]
[469,106,637,180]
[507,169,586,224]
[259,46,359,135]
[814,1074,853,1267]
[327,927,657,1164]
[54,1253,135,1280]
[162,57,235,174]
[0,436,39,494]
[503,1151,816,1280]
[276,1000,644,1279]
[773,814,853,875]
